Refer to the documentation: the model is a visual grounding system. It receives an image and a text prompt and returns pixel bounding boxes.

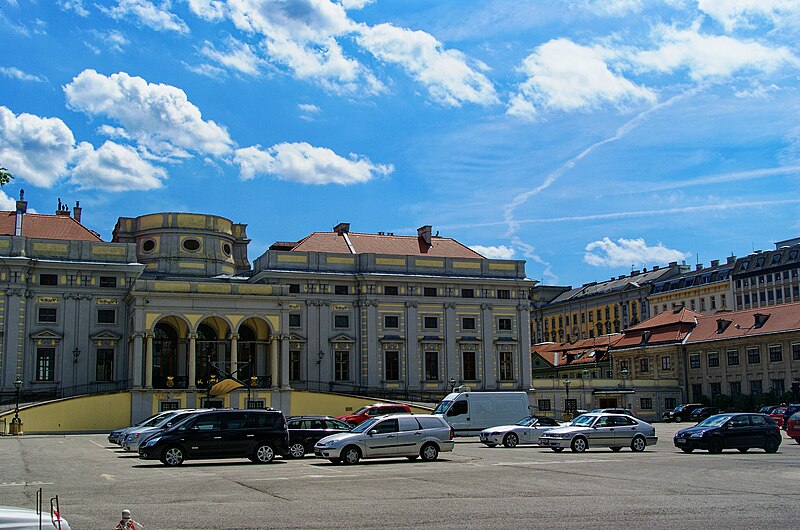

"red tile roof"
[290,231,483,259]
[613,307,701,349]
[686,302,800,343]
[0,212,101,241]
[626,307,702,331]
[531,334,621,367]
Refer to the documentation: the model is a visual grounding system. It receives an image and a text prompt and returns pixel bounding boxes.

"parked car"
[139,409,289,466]
[780,404,800,430]
[314,414,454,464]
[122,409,207,452]
[108,411,171,445]
[433,391,531,434]
[337,403,412,426]
[537,413,658,453]
[673,413,781,453]
[786,411,800,443]
[286,416,351,458]
[0,505,70,529]
[591,408,635,417]
[758,405,779,414]
[769,407,787,428]
[662,403,704,422]
[480,416,563,448]
[690,407,720,421]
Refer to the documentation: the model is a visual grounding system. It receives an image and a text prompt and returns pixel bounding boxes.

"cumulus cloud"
[0,106,76,187]
[339,0,375,9]
[469,245,515,259]
[199,37,267,76]
[507,38,655,118]
[357,23,499,107]
[697,0,800,32]
[584,237,689,268]
[187,0,226,21]
[0,190,17,210]
[100,0,189,33]
[0,66,46,83]
[71,140,166,191]
[64,69,235,158]
[234,142,393,184]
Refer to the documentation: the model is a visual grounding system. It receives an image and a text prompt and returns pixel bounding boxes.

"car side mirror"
[190,425,200,431]
[367,430,376,436]
[165,423,172,429]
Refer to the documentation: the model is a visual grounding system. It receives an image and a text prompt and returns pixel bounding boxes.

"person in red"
[115,509,140,529]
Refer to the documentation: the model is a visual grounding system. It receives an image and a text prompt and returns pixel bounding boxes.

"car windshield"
[570,415,596,427]
[432,400,452,415]
[350,418,379,433]
[142,413,172,427]
[698,414,733,427]
[515,417,535,426]
[352,406,370,415]
[671,406,683,413]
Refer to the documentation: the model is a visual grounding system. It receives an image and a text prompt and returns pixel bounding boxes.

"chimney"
[696,264,703,271]
[14,189,27,236]
[333,222,350,235]
[73,201,82,223]
[554,352,559,366]
[711,260,719,267]
[55,197,70,216]
[727,256,736,264]
[417,225,432,248]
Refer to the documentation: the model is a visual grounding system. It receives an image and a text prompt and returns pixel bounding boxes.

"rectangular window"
[334,285,348,295]
[289,350,301,381]
[497,289,510,299]
[289,284,300,293]
[664,397,677,410]
[640,398,653,409]
[289,314,301,328]
[640,357,650,372]
[498,318,512,331]
[160,401,180,411]
[461,288,474,298]
[661,356,671,370]
[462,317,476,330]
[689,354,701,369]
[384,315,399,328]
[537,399,551,412]
[771,379,785,395]
[334,350,350,381]
[384,351,400,381]
[423,316,438,329]
[707,351,720,368]
[710,382,721,398]
[769,344,782,362]
[691,384,703,401]
[729,381,741,396]
[499,351,513,380]
[38,307,57,323]
[424,351,438,381]
[462,350,477,380]
[96,348,114,382]
[36,348,55,381]
[384,286,399,296]
[727,349,739,366]
[423,287,437,297]
[99,276,117,288]
[793,343,800,360]
[334,315,349,328]
[40,274,58,286]
[747,346,761,364]
[97,309,116,324]
[750,379,762,395]
[620,360,629,373]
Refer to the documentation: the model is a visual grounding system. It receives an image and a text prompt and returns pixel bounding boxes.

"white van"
[432,391,531,435]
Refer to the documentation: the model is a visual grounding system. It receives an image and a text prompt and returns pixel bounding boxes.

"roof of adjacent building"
[651,258,735,295]
[287,231,484,259]
[613,307,702,349]
[531,334,622,367]
[548,265,679,304]
[0,212,101,241]
[732,242,800,277]
[686,302,800,343]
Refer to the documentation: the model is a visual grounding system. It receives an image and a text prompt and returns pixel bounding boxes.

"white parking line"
[493,458,616,466]
[0,482,55,488]
[249,474,358,481]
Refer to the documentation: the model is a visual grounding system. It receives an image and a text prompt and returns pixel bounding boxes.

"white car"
[122,409,205,452]
[538,413,658,453]
[0,505,71,529]
[480,416,565,448]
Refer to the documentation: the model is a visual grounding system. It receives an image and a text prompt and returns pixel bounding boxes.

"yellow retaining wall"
[289,391,432,416]
[0,393,131,434]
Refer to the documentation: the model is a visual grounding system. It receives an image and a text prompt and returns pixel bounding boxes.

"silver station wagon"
[538,413,658,453]
[314,414,455,464]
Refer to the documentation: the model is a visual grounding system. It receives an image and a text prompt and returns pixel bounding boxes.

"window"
[384,351,400,381]
[689,354,701,369]
[769,344,782,362]
[497,289,510,299]
[538,399,551,412]
[793,343,800,360]
[707,351,720,368]
[710,382,721,398]
[289,349,301,381]
[182,238,200,251]
[747,346,760,364]
[385,286,399,296]
[424,351,438,380]
[38,307,57,323]
[384,315,399,328]
[461,288,475,298]
[771,379,785,395]
[640,398,653,409]
[423,316,438,329]
[99,276,117,288]
[639,357,650,372]
[729,381,741,396]
[97,309,116,325]
[750,379,762,395]
[289,284,301,293]
[40,274,57,286]
[499,351,513,380]
[498,318,512,331]
[462,317,476,330]
[423,287,437,297]
[664,397,677,410]
[620,360,629,373]
[142,239,156,252]
[334,315,349,328]
[96,348,114,382]
[36,348,55,381]
[727,349,739,366]
[691,384,703,401]
[462,351,477,380]
[334,350,349,381]
[661,356,671,370]
[334,285,348,295]
[289,314,301,328]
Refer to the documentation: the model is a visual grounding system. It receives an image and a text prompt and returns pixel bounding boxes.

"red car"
[770,407,787,428]
[337,403,412,426]
[787,412,800,444]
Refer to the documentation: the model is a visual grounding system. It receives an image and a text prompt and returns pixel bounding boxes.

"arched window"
[238,325,257,380]
[153,323,179,388]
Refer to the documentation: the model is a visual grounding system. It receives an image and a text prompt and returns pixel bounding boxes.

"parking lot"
[1,423,798,529]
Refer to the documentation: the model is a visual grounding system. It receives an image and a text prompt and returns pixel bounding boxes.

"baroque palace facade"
[0,195,533,418]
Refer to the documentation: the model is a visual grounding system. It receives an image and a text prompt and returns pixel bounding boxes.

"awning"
[592,389,636,395]
[209,378,244,396]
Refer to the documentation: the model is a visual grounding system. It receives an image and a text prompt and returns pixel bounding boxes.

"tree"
[0,167,13,186]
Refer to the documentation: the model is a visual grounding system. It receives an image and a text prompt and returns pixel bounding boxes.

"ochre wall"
[0,393,131,434]
[290,391,432,416]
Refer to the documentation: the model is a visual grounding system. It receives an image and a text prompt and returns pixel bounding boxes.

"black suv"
[663,403,704,422]
[287,416,351,458]
[138,409,288,466]
[673,413,781,454]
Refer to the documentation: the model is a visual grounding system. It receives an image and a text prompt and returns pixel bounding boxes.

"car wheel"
[674,416,682,423]
[288,443,306,458]
[680,447,694,453]
[550,447,564,452]
[631,436,646,452]
[764,437,779,454]
[708,437,724,454]
[161,446,185,466]
[570,437,587,453]
[341,445,361,465]
[420,443,439,462]
[503,433,519,448]
[252,443,275,464]
[610,446,622,452]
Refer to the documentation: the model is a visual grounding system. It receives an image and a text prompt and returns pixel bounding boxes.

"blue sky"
[2,0,800,287]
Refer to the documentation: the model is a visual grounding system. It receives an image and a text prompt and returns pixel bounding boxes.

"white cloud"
[697,0,800,32]
[58,0,89,16]
[0,66,46,82]
[577,0,642,16]
[469,245,515,259]
[339,0,376,10]
[187,0,226,21]
[507,38,655,117]
[71,140,167,191]
[100,0,189,33]
[0,190,17,210]
[298,103,321,120]
[64,69,235,158]
[632,23,798,81]
[584,237,689,268]
[357,23,499,107]
[234,142,393,184]
[199,37,267,76]
[184,62,226,78]
[0,106,75,187]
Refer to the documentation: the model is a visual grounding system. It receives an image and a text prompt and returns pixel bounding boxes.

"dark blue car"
[673,413,781,454]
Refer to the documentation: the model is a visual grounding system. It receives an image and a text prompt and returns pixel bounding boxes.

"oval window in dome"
[223,243,232,256]
[183,238,201,251]
[142,239,156,252]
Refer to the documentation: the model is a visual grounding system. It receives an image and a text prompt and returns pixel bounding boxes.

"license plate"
[540,439,550,445]
[676,438,686,444]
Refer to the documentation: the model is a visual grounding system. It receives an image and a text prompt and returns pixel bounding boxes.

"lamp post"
[317,351,325,392]
[563,379,572,419]
[72,347,81,395]
[449,378,457,393]
[621,367,629,409]
[582,369,589,410]
[11,377,22,435]
[248,375,259,408]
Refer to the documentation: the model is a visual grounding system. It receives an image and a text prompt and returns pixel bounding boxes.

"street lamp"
[582,369,590,410]
[11,377,22,435]
[620,367,629,409]
[317,351,325,391]
[563,379,572,418]
[449,378,457,393]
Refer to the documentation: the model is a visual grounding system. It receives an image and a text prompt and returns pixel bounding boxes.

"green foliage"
[0,167,13,186]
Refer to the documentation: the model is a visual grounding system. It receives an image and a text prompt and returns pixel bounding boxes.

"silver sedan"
[538,413,658,453]
[480,416,564,448]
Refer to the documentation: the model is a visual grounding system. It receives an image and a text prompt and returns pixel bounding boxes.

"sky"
[1,0,800,287]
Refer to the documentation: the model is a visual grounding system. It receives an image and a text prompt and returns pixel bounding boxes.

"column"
[230,333,239,377]
[144,332,153,389]
[132,333,144,388]
[280,334,290,390]
[188,332,197,389]
[444,302,457,383]
[270,337,279,389]
[518,303,532,390]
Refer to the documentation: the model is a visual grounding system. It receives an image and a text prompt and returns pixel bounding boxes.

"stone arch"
[235,317,272,382]
[195,316,232,383]
[150,315,191,389]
